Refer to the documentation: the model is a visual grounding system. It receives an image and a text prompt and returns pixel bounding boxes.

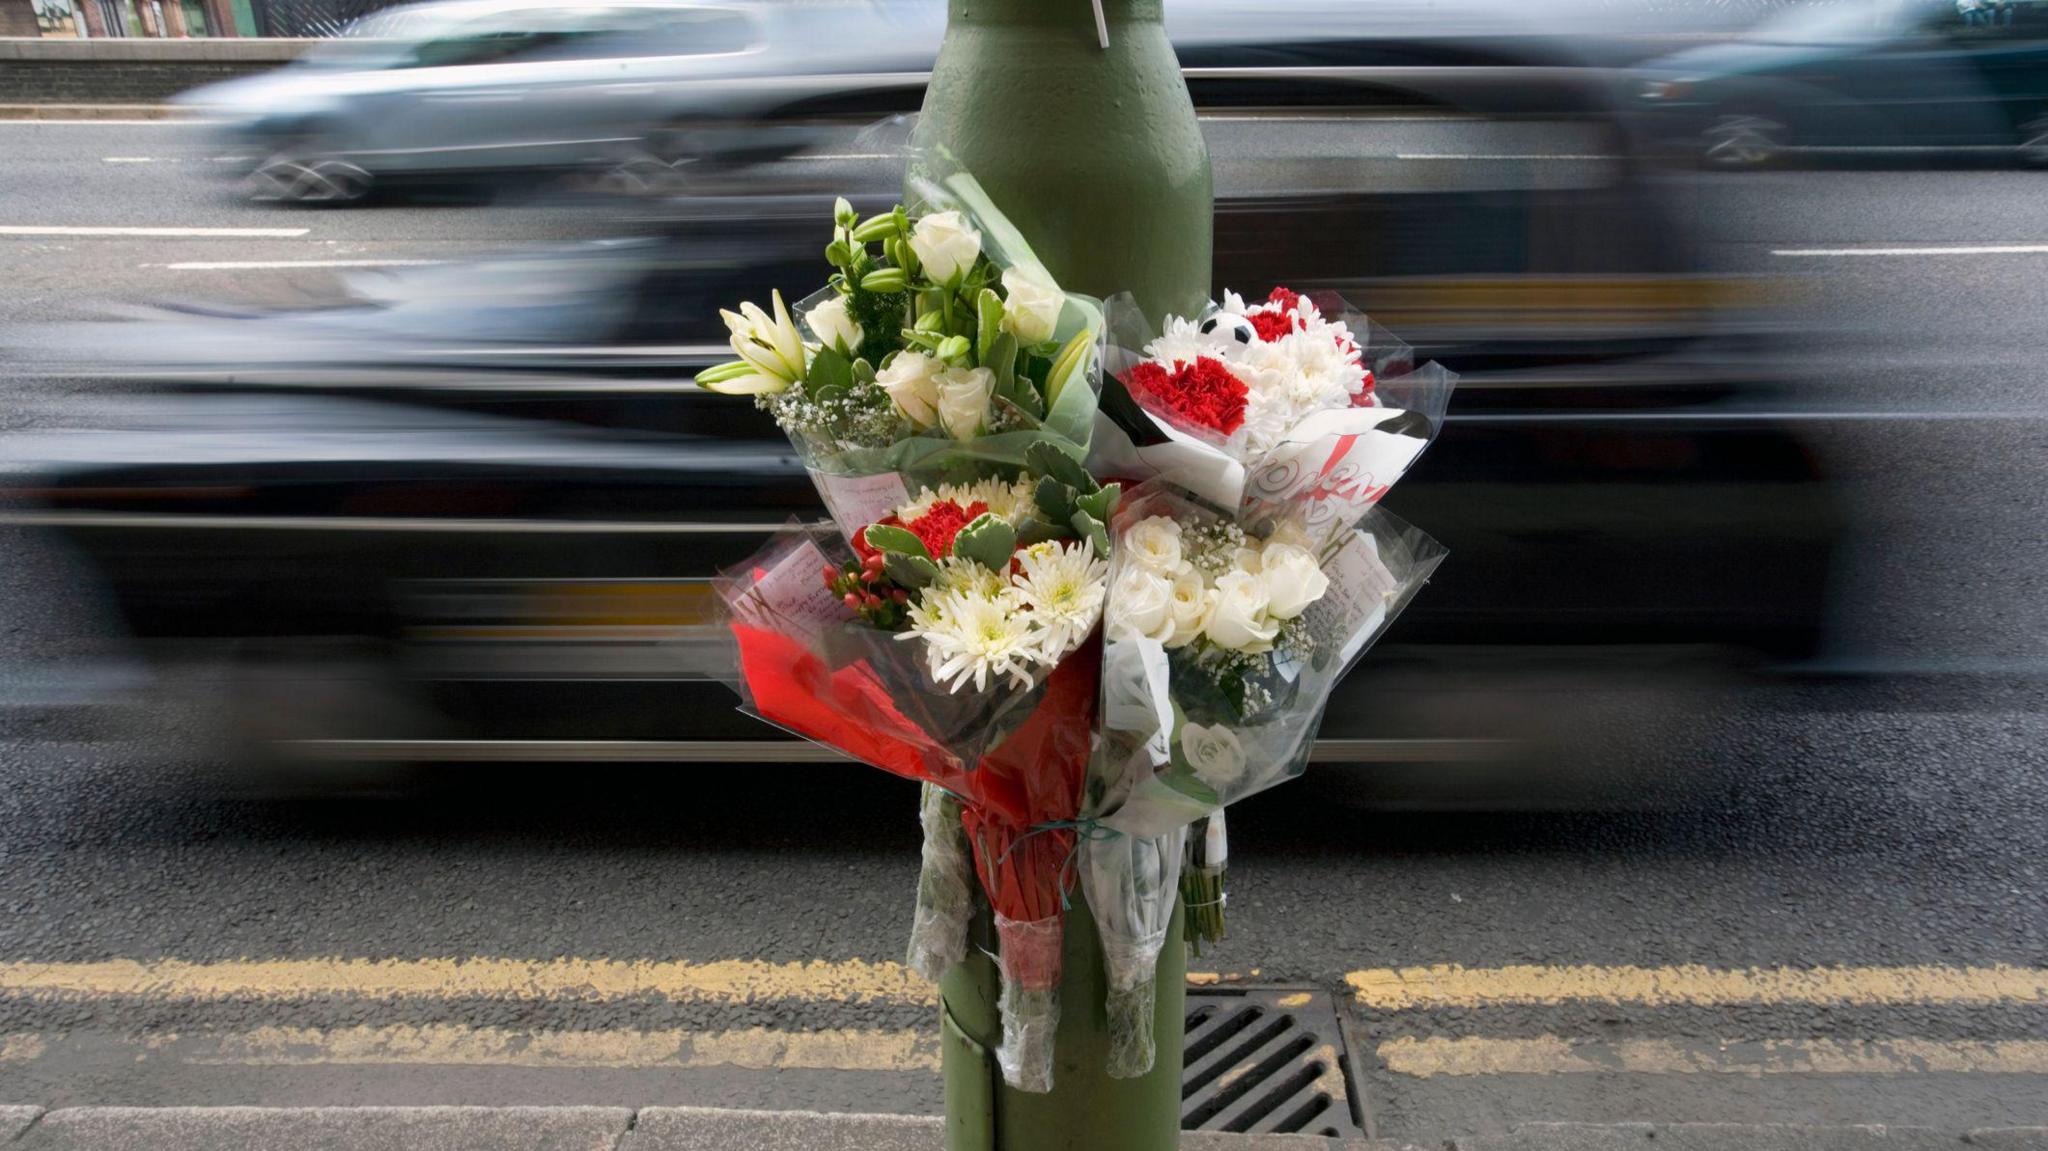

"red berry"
[892,589,909,604]
[842,592,861,610]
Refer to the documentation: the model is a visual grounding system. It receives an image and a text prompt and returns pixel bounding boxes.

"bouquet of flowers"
[1077,481,1446,1073]
[700,194,1101,541]
[705,187,1125,1093]
[1093,287,1456,543]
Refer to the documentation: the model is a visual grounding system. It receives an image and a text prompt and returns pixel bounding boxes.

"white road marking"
[798,152,895,161]
[0,226,310,238]
[156,259,445,270]
[1395,153,1616,161]
[101,156,159,163]
[0,120,210,127]
[1773,244,2048,257]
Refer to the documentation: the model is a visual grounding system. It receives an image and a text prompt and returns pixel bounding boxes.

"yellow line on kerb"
[202,1025,940,1072]
[1348,964,2048,1010]
[1380,1036,2048,1079]
[0,957,937,1006]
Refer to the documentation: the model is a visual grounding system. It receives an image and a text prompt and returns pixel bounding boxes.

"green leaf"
[1015,516,1063,547]
[851,358,877,386]
[825,240,853,268]
[884,552,940,589]
[813,384,851,405]
[986,331,1018,396]
[1034,475,1076,525]
[805,345,854,397]
[1072,511,1111,558]
[863,523,931,560]
[1027,441,1096,494]
[975,288,1004,365]
[1075,482,1119,524]
[950,513,1017,572]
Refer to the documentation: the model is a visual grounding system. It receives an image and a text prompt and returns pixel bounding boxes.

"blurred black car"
[0,9,1843,787]
[1636,0,2048,167]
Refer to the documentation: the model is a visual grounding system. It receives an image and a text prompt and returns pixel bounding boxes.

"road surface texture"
[1,120,2045,1145]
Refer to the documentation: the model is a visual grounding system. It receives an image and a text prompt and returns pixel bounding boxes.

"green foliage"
[951,513,1017,573]
[1027,441,1097,495]
[1072,511,1112,558]
[884,551,941,589]
[805,345,854,397]
[863,523,931,560]
[975,289,1004,364]
[1075,481,1120,524]
[1033,475,1075,525]
[846,288,905,361]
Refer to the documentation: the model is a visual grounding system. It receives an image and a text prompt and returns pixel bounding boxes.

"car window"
[570,7,760,60]
[1938,0,2048,39]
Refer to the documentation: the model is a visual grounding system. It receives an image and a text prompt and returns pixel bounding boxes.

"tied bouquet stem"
[1182,813,1227,956]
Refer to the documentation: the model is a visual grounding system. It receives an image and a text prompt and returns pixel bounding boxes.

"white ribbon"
[1091,0,1108,48]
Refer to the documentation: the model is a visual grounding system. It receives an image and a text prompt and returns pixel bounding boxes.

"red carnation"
[1266,286,1304,313]
[1350,369,1378,407]
[1122,355,1247,435]
[903,499,989,558]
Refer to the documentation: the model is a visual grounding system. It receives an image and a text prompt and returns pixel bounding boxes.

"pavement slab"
[1,1107,43,1144]
[620,1106,1354,1151]
[1966,1132,2048,1150]
[14,1106,633,1151]
[1454,1124,1970,1151]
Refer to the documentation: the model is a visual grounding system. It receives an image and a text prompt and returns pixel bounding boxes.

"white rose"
[1206,569,1280,652]
[1258,542,1330,620]
[1165,567,1214,649]
[999,264,1063,346]
[935,365,994,441]
[1230,545,1264,575]
[909,210,982,286]
[805,295,864,355]
[1263,518,1316,553]
[877,350,942,429]
[1179,722,1248,796]
[1109,565,1175,643]
[1124,516,1183,574]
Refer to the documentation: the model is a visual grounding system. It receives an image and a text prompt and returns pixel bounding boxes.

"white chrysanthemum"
[932,556,1008,601]
[902,585,1042,693]
[895,477,1036,524]
[1009,539,1108,660]
[1142,315,1208,368]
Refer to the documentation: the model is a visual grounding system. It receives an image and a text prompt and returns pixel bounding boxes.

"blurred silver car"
[177,0,943,203]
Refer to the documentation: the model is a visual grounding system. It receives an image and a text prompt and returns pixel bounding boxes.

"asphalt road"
[1,120,2047,1143]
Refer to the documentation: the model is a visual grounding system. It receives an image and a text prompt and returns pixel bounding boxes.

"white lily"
[712,289,808,393]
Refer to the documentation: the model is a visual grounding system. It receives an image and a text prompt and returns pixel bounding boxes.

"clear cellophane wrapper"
[1089,291,1456,543]
[1090,483,1447,842]
[907,782,973,983]
[1080,824,1186,1078]
[989,910,1063,1095]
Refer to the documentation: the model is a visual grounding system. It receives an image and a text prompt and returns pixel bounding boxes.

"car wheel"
[2019,115,2048,168]
[1701,114,1786,170]
[246,139,375,206]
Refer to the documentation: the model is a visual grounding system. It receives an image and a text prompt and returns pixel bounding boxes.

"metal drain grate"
[1182,987,1361,1137]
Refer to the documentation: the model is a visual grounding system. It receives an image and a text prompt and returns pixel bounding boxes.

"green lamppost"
[913,1,1213,1147]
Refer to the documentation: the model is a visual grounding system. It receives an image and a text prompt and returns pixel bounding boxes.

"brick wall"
[0,59,278,101]
[0,38,308,103]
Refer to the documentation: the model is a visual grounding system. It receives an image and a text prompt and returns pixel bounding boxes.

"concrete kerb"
[1450,1125,2005,1151]
[10,1107,634,1151]
[619,1107,1367,1150]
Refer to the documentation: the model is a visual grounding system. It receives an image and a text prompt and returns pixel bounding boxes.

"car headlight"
[1640,78,1694,102]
